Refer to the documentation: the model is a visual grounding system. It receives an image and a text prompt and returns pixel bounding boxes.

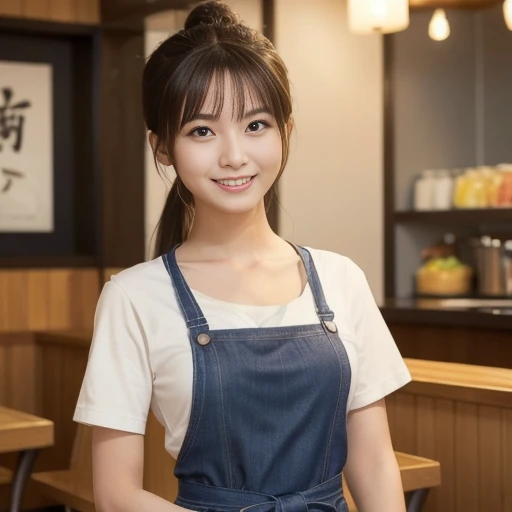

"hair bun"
[185,1,240,30]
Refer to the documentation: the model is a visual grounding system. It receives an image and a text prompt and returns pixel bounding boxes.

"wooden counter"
[387,358,512,512]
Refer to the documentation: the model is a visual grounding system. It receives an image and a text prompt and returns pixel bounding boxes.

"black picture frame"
[0,29,98,266]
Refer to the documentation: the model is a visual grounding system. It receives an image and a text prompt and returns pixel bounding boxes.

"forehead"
[200,72,263,117]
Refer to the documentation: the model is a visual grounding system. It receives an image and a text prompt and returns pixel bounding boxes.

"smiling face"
[171,74,286,217]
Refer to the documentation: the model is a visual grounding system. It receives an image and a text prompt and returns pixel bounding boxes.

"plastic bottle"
[414,170,436,211]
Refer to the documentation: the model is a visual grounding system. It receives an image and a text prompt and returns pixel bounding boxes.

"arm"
[92,426,189,512]
[343,399,406,512]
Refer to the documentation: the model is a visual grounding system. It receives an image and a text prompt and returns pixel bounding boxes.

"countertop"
[380,298,512,330]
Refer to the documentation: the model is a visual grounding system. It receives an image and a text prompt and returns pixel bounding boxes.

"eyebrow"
[186,107,271,123]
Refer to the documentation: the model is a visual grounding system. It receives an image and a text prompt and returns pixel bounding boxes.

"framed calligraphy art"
[0,60,53,232]
[0,31,96,264]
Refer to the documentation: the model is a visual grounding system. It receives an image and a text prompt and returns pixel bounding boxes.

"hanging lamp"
[348,0,410,34]
[504,0,512,30]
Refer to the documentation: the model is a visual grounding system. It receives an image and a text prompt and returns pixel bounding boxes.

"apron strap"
[288,243,335,323]
[163,244,210,332]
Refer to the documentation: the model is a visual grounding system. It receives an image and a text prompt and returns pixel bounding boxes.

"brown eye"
[246,120,270,133]
[190,127,213,137]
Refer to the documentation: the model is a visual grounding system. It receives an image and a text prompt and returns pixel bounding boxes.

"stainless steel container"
[470,236,512,296]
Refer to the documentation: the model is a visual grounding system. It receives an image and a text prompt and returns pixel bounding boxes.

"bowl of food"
[416,256,473,296]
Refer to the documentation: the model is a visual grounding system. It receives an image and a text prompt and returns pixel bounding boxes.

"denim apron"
[162,243,352,512]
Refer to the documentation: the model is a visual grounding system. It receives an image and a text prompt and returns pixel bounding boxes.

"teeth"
[217,176,252,187]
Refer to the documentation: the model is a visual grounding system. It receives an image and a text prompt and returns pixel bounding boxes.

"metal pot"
[470,236,512,297]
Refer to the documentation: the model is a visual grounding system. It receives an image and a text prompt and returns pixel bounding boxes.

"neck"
[183,200,280,261]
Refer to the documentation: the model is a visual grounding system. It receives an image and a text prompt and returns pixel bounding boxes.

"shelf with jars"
[395,164,512,224]
[390,164,512,299]
[413,164,512,209]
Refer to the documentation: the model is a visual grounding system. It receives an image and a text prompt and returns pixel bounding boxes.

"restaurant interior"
[0,0,511,511]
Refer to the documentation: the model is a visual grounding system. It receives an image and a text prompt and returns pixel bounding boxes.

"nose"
[219,131,248,169]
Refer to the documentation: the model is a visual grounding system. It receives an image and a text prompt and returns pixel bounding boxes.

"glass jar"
[432,169,453,210]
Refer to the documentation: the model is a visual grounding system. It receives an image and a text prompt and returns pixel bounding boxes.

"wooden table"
[0,406,54,512]
[344,451,441,512]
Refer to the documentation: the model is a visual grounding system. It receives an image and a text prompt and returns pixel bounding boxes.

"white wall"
[144,0,384,302]
[276,0,384,302]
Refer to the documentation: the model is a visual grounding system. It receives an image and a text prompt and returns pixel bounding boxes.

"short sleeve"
[73,279,153,434]
[348,263,411,411]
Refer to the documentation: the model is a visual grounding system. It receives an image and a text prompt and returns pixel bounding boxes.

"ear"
[286,117,295,139]
[149,132,172,166]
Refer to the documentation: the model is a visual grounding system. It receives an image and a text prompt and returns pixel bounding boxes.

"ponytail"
[153,177,194,258]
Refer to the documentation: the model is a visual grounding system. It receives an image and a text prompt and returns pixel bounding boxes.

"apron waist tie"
[176,472,344,512]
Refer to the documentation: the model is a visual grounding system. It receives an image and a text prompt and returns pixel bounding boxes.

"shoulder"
[99,257,179,319]
[108,257,168,295]
[302,246,366,284]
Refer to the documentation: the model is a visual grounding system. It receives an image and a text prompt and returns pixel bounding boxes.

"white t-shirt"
[73,247,411,459]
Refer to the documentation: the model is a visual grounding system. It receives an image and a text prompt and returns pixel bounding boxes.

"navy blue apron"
[162,243,351,512]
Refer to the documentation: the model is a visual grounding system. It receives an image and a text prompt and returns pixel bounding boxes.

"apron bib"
[162,244,351,512]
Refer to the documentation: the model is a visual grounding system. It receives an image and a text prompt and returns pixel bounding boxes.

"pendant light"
[348,0,409,35]
[504,0,512,30]
[428,8,450,41]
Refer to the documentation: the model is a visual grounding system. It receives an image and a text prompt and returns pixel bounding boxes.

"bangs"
[173,44,289,130]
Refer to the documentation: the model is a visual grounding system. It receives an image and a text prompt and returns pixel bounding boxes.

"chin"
[215,203,263,215]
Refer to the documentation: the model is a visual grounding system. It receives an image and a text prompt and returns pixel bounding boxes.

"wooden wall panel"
[75,0,99,24]
[454,403,479,511]
[0,0,21,16]
[389,322,512,369]
[0,0,99,23]
[433,399,455,512]
[0,334,37,413]
[22,0,50,19]
[49,0,74,22]
[503,409,512,511]
[0,268,99,333]
[37,337,89,471]
[479,406,503,511]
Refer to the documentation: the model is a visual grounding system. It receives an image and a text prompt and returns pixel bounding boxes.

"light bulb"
[504,0,512,31]
[429,9,450,41]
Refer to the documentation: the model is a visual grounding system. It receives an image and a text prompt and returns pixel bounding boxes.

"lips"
[212,175,256,193]
[213,175,255,187]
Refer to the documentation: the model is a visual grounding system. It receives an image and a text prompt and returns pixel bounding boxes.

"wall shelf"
[394,209,512,225]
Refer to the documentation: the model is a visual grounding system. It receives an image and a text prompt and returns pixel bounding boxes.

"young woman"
[74,2,411,511]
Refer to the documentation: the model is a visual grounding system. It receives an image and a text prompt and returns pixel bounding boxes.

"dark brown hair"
[143,0,293,258]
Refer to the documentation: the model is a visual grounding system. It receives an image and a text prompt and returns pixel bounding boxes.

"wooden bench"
[32,417,440,512]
